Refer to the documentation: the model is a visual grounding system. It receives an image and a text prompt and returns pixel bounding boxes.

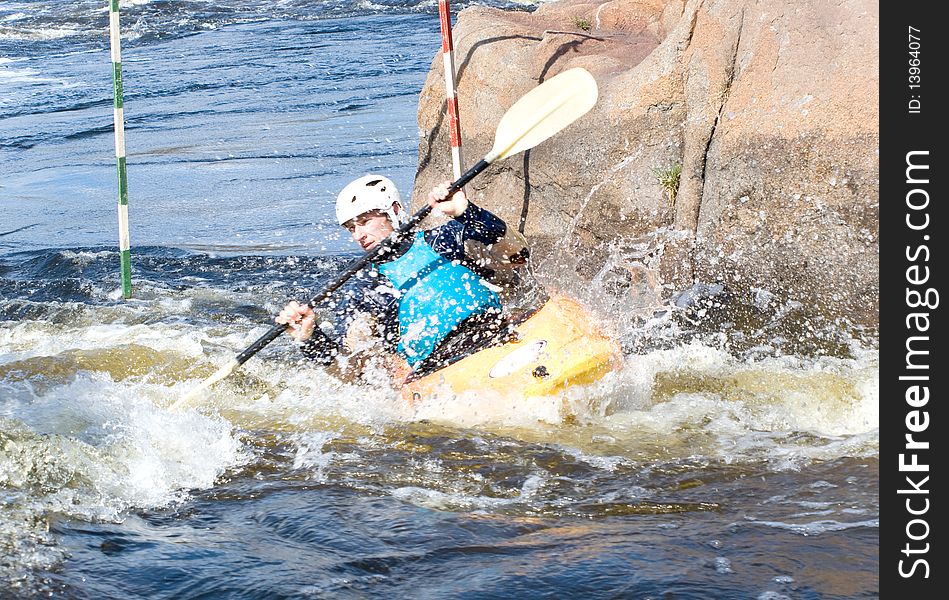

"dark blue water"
[1,1,878,598]
[2,1,454,255]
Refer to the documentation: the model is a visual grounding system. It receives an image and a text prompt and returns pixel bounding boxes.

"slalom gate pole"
[109,0,132,298]
[438,0,464,181]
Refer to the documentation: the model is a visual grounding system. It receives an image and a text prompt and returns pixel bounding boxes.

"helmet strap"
[386,203,405,229]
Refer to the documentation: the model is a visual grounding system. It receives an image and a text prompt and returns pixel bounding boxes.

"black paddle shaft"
[233,159,490,367]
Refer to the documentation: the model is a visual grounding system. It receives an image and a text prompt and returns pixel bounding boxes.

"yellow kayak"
[400,295,621,405]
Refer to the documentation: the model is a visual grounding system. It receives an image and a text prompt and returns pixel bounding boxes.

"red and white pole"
[438,0,464,181]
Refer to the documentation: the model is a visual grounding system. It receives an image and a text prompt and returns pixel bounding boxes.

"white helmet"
[335,174,405,228]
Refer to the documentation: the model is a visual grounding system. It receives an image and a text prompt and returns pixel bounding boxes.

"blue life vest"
[377,231,500,367]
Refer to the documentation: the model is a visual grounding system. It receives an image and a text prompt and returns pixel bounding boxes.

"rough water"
[2,1,879,598]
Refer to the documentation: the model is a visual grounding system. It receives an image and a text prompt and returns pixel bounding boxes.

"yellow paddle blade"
[486,67,598,163]
[169,358,238,411]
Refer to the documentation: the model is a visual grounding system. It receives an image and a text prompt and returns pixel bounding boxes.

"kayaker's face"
[345,210,394,251]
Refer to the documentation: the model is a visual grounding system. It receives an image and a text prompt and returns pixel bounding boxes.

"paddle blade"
[487,67,598,162]
[169,358,239,411]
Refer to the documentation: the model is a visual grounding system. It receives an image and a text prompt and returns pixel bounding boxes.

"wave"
[0,63,62,85]
[1,246,880,463]
[0,25,85,41]
[1,240,878,590]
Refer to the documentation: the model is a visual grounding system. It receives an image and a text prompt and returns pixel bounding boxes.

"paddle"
[170,67,598,411]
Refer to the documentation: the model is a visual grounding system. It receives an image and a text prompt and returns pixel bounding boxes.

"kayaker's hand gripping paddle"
[171,67,599,411]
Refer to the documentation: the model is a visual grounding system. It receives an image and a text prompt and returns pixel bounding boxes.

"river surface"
[1,1,879,598]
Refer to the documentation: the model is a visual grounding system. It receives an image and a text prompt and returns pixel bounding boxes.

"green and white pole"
[109,0,132,298]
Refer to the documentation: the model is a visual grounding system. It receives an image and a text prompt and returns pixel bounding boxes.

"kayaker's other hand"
[276,300,316,342]
[427,180,468,217]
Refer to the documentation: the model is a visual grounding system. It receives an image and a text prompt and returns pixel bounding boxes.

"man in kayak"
[276,174,544,383]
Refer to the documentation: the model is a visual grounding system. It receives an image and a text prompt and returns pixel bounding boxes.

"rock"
[671,282,727,310]
[410,0,878,329]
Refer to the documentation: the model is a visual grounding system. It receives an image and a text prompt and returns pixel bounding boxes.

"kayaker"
[276,174,544,383]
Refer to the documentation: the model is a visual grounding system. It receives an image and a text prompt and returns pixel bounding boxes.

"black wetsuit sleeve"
[452,202,508,245]
[300,328,338,365]
[424,201,530,281]
[425,202,508,260]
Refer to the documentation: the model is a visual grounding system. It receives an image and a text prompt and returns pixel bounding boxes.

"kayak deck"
[400,294,621,404]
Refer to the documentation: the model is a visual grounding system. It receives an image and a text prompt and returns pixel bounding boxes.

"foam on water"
[0,320,206,370]
[411,387,566,428]
[289,430,345,474]
[5,375,246,514]
[0,370,248,589]
[397,337,878,460]
[57,249,113,264]
[171,348,409,433]
[390,471,546,512]
[737,517,880,536]
[0,62,63,86]
[0,26,85,41]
